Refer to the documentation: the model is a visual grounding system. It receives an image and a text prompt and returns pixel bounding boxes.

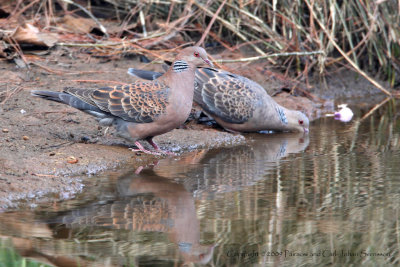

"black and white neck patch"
[276,107,288,124]
[172,60,189,73]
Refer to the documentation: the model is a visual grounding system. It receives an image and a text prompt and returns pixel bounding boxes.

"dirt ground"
[0,46,386,209]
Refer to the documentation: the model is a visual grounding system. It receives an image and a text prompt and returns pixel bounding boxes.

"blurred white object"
[20,109,26,114]
[334,104,353,122]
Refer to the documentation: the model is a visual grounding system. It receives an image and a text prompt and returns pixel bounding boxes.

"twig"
[0,86,23,105]
[4,36,30,69]
[32,173,59,178]
[195,26,234,51]
[142,0,195,48]
[193,1,267,57]
[224,0,283,50]
[214,51,324,63]
[166,1,175,24]
[9,0,40,19]
[30,62,67,74]
[197,0,227,47]
[139,10,147,37]
[57,31,166,47]
[304,0,392,97]
[326,3,377,67]
[59,0,109,38]
[360,97,391,122]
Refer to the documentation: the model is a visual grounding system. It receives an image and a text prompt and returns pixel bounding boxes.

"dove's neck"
[172,60,190,73]
[163,62,196,124]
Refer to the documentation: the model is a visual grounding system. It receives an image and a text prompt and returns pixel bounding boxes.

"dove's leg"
[146,137,176,156]
[130,141,161,155]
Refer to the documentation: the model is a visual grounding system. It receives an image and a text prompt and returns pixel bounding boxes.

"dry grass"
[1,0,399,93]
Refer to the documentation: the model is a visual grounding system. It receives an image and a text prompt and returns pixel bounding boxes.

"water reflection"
[0,132,308,266]
[182,132,309,198]
[1,105,400,267]
[57,167,215,265]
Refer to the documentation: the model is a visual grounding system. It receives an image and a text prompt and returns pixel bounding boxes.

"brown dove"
[32,46,213,155]
[128,67,309,133]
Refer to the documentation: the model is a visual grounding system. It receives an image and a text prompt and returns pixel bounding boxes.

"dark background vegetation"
[1,0,399,94]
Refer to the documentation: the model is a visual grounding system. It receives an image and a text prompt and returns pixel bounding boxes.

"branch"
[305,0,392,97]
[214,51,324,63]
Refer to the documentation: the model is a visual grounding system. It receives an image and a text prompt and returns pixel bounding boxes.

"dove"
[32,46,213,155]
[128,66,309,133]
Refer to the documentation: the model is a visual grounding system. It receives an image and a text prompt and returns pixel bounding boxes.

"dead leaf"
[59,15,96,34]
[12,23,58,47]
[67,156,78,164]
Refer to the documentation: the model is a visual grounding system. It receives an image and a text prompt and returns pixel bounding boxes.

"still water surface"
[0,101,399,266]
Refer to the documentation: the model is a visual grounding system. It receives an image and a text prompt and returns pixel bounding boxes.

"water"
[1,101,400,266]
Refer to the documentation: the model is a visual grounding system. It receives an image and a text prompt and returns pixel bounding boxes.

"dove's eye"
[194,52,200,57]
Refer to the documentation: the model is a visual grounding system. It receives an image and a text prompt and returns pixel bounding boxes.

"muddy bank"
[0,127,245,209]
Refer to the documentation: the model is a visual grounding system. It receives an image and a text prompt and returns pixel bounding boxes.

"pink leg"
[129,141,162,155]
[135,166,144,174]
[146,137,176,156]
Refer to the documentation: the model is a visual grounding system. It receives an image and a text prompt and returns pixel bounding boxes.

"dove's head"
[289,110,310,133]
[176,46,213,68]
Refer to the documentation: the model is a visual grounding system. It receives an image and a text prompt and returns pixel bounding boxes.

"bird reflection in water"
[52,149,214,266]
[179,132,309,197]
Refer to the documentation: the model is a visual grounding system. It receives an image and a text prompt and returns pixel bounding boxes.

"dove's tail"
[31,90,103,115]
[127,68,163,80]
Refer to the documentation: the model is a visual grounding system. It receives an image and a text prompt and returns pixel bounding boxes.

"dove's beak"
[203,58,214,67]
